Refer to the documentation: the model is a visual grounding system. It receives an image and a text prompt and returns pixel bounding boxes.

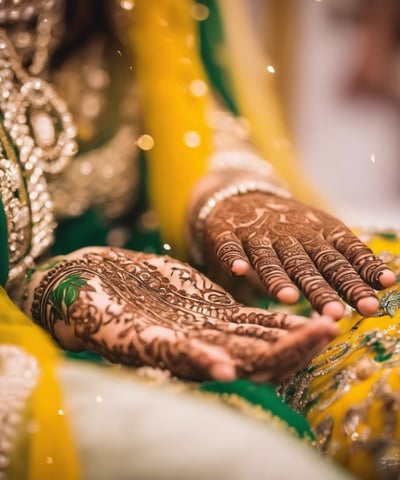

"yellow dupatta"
[128,0,325,260]
[0,287,79,480]
[129,0,213,259]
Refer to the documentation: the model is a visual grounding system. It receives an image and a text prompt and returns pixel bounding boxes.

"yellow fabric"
[128,0,328,260]
[129,0,213,259]
[216,0,325,207]
[283,234,400,480]
[0,287,80,480]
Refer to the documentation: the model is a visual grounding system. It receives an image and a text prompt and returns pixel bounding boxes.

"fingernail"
[276,286,299,304]
[321,301,345,320]
[357,297,379,316]
[378,269,396,288]
[231,260,249,276]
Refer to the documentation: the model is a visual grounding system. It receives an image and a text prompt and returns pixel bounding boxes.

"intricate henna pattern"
[205,192,394,314]
[27,247,337,383]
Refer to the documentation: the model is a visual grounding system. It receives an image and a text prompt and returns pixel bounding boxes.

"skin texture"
[24,247,338,383]
[204,192,396,319]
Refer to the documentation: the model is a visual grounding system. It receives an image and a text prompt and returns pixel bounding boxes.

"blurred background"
[244,0,400,230]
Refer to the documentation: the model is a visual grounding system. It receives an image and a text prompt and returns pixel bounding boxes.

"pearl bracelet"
[190,180,292,265]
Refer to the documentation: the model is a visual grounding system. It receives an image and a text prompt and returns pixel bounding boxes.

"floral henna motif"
[205,192,394,314]
[28,247,337,382]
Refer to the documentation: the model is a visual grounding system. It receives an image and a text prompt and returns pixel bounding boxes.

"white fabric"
[58,361,353,480]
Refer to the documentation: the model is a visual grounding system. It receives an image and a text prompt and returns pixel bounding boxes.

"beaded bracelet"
[190,180,292,265]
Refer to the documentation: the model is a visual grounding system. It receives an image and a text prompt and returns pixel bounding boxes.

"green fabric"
[52,209,109,255]
[200,379,314,440]
[0,196,9,286]
[65,349,104,364]
[197,0,240,116]
[52,150,163,257]
[52,207,164,257]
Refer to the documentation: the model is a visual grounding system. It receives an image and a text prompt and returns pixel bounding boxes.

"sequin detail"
[280,245,400,479]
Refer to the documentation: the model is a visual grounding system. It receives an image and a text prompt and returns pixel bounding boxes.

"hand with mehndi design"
[25,247,338,383]
[204,192,396,320]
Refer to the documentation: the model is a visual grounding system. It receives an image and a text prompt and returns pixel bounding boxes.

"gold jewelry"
[0,29,77,289]
[49,124,140,220]
[0,0,65,75]
[48,35,141,220]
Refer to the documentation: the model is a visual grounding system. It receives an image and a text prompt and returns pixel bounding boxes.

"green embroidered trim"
[65,349,104,363]
[0,196,9,286]
[201,379,314,440]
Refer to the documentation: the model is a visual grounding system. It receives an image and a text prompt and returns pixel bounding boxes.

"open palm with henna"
[24,246,338,383]
[204,192,396,320]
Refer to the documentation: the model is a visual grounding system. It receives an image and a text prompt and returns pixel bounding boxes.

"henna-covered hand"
[24,247,338,383]
[204,193,396,319]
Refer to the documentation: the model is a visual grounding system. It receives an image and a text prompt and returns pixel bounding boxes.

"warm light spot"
[26,420,40,433]
[183,131,201,148]
[266,65,275,74]
[140,210,159,231]
[186,33,195,48]
[136,134,155,151]
[273,138,291,150]
[80,161,92,176]
[95,395,103,403]
[190,3,210,21]
[163,243,172,251]
[106,227,128,248]
[236,116,251,136]
[46,457,54,465]
[189,79,208,97]
[120,0,135,10]
[57,409,64,416]
[370,153,376,164]
[180,57,193,66]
